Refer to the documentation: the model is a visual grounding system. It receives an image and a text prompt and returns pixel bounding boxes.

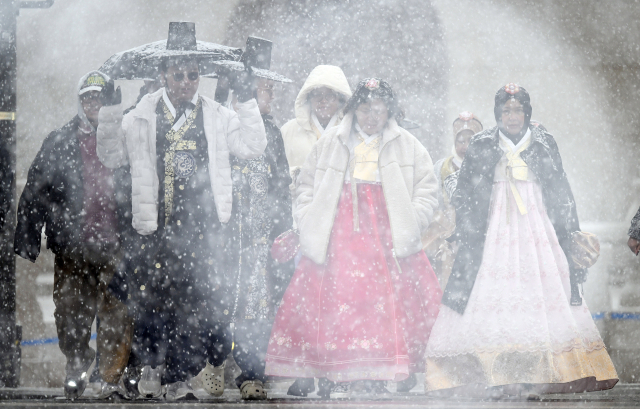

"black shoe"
[287,378,315,397]
[396,373,417,392]
[64,353,94,400]
[330,382,351,399]
[371,380,392,398]
[317,378,334,399]
[64,371,90,400]
[122,365,141,398]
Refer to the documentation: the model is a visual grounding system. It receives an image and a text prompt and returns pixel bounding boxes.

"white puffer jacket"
[281,65,352,179]
[296,112,438,265]
[97,89,266,235]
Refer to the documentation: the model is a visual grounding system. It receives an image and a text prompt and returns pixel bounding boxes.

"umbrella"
[99,39,242,81]
[98,23,242,81]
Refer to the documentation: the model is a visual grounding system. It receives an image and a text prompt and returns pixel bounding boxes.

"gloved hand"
[100,79,122,106]
[230,64,256,103]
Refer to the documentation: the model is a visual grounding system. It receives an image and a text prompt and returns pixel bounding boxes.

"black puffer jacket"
[443,124,585,314]
[15,116,132,262]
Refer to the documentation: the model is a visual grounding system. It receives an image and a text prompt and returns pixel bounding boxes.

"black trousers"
[232,319,272,387]
[133,304,232,384]
[131,247,232,384]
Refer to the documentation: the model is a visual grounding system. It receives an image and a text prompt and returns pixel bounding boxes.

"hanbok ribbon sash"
[499,136,531,215]
[352,135,381,182]
[162,98,201,224]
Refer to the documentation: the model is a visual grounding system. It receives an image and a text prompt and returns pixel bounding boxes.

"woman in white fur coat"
[281,65,352,222]
[265,78,442,399]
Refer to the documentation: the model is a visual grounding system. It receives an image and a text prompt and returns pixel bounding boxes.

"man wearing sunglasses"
[96,55,266,399]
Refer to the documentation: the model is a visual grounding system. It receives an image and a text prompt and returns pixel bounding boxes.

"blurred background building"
[12,0,640,386]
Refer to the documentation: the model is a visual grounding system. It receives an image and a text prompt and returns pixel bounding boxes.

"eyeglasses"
[172,71,199,82]
[309,90,338,103]
[356,107,388,119]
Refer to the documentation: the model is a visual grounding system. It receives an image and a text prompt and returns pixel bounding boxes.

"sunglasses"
[172,71,199,82]
[80,93,100,103]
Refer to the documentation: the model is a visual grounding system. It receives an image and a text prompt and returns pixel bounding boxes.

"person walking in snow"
[96,23,267,400]
[424,83,618,397]
[281,65,352,220]
[265,78,442,399]
[422,112,483,290]
[223,37,296,401]
[14,71,134,400]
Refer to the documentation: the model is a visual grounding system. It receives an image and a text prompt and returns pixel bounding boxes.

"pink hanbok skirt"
[265,183,442,382]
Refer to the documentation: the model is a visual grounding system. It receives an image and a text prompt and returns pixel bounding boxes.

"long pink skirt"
[265,183,442,382]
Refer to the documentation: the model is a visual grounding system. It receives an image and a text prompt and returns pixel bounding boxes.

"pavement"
[2,383,640,408]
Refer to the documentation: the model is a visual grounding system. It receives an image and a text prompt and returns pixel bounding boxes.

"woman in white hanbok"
[424,83,618,396]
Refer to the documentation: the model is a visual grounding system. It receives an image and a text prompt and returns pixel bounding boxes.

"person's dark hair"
[343,78,401,119]
[494,83,532,140]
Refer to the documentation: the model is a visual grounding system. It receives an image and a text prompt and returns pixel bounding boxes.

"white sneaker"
[240,380,267,400]
[193,361,224,397]
[138,365,165,398]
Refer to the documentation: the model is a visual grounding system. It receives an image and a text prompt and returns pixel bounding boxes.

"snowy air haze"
[9,0,640,387]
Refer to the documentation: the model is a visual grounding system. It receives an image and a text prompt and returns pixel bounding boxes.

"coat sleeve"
[14,137,53,262]
[293,141,320,229]
[450,135,486,238]
[97,104,128,168]
[225,99,267,160]
[539,135,581,238]
[266,124,294,240]
[412,139,439,233]
[629,207,640,240]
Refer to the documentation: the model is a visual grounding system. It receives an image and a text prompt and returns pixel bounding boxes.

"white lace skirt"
[424,181,617,393]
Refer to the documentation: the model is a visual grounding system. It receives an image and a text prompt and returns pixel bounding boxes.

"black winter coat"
[443,125,585,314]
[15,116,132,262]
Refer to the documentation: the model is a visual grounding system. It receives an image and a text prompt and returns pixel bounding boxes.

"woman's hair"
[343,78,401,119]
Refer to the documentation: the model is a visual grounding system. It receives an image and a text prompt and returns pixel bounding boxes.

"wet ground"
[1,383,640,408]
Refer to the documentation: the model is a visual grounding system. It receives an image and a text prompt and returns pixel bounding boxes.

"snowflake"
[338,304,350,314]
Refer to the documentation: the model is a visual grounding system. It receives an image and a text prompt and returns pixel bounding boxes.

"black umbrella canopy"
[99,22,242,80]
